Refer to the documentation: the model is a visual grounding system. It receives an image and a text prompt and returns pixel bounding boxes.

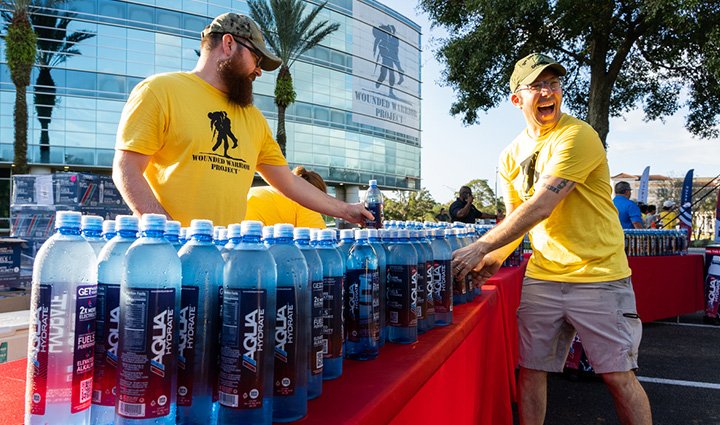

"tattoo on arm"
[541,178,572,194]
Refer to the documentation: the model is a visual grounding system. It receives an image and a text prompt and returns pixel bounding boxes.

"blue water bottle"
[25,211,97,425]
[261,226,275,247]
[218,221,276,425]
[165,220,183,251]
[221,223,242,261]
[386,229,418,344]
[345,229,380,360]
[293,227,324,400]
[92,215,139,425]
[445,229,466,305]
[363,179,384,229]
[82,214,105,257]
[430,229,453,326]
[418,229,435,331]
[268,224,309,422]
[213,227,228,251]
[116,214,182,425]
[408,229,429,334]
[366,229,386,346]
[315,229,344,379]
[177,219,224,425]
[336,229,354,264]
[102,219,116,242]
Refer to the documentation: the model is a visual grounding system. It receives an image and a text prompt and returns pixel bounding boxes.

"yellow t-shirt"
[116,72,287,226]
[245,186,327,229]
[499,114,630,283]
[659,211,678,229]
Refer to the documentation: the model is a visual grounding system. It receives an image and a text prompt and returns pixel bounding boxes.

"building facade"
[0,0,422,230]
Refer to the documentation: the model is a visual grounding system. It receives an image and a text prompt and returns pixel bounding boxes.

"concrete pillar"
[344,185,360,204]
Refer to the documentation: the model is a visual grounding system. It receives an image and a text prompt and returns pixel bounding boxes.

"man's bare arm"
[112,150,170,218]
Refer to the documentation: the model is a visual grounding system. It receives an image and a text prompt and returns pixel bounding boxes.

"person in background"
[451,53,651,425]
[658,200,679,229]
[638,202,648,224]
[113,13,371,227]
[245,166,328,228]
[644,204,658,229]
[449,186,495,223]
[613,181,643,229]
[435,207,451,222]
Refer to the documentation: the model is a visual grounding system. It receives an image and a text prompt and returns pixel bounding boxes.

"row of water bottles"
[24,211,482,425]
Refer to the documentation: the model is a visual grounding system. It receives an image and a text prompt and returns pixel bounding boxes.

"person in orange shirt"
[245,166,327,228]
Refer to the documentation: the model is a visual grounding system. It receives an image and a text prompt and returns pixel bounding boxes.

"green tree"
[3,0,38,174]
[384,188,439,222]
[248,0,339,156]
[419,0,720,146]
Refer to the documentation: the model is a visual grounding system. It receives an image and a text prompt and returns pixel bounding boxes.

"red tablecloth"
[0,287,513,425]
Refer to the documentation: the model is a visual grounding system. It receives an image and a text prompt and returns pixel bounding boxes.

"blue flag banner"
[638,166,650,204]
[678,169,694,230]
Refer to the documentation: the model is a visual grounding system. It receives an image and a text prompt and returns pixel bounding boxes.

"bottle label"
[29,284,52,415]
[274,286,297,396]
[212,286,224,403]
[93,282,120,406]
[433,260,453,313]
[311,279,324,375]
[72,285,97,413]
[425,261,435,316]
[387,264,418,327]
[416,261,426,320]
[345,269,380,342]
[322,275,344,359]
[219,288,267,410]
[364,202,384,229]
[117,287,176,419]
[177,286,199,406]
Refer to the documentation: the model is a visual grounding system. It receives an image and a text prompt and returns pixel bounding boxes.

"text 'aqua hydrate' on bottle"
[221,223,242,262]
[25,211,98,425]
[165,220,183,251]
[363,179,384,229]
[408,229,427,335]
[92,215,139,425]
[345,229,380,360]
[445,229,466,305]
[269,224,310,423]
[219,220,277,425]
[177,219,224,425]
[82,214,106,258]
[366,229,386,347]
[102,219,116,242]
[293,227,324,400]
[418,229,436,332]
[458,228,476,302]
[430,229,453,326]
[116,214,182,425]
[386,229,418,344]
[316,229,344,380]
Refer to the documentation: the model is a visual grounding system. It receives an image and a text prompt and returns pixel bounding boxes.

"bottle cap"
[354,229,369,240]
[216,228,228,241]
[432,228,446,237]
[318,229,336,241]
[165,220,181,236]
[55,211,82,229]
[141,213,167,231]
[189,219,213,236]
[115,215,139,232]
[396,229,409,238]
[340,229,355,240]
[369,179,377,186]
[367,228,379,239]
[310,228,319,241]
[294,227,311,240]
[241,220,263,237]
[81,215,103,231]
[262,226,274,240]
[274,223,294,239]
[102,220,116,234]
[227,223,242,239]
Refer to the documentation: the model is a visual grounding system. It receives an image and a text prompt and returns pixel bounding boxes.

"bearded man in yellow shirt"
[452,53,651,425]
[113,13,371,227]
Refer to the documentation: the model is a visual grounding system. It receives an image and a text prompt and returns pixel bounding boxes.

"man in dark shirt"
[449,186,494,223]
[435,208,451,222]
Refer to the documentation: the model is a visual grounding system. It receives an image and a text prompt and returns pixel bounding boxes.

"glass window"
[72,0,97,15]
[156,8,182,31]
[98,1,127,20]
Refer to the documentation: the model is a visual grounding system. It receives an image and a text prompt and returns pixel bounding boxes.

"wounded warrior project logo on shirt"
[190,111,251,174]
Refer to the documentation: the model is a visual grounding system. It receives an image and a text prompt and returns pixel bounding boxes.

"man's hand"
[451,241,490,281]
[343,202,374,226]
[465,194,474,205]
[468,255,503,287]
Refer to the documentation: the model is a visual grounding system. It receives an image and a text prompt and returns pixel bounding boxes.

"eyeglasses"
[516,79,562,94]
[231,35,263,68]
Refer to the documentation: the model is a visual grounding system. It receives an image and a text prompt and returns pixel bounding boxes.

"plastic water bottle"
[345,229,380,360]
[430,229,453,326]
[268,224,309,422]
[366,229,386,346]
[336,229,354,265]
[116,214,182,425]
[408,229,428,334]
[165,220,183,251]
[214,227,228,251]
[262,226,275,247]
[293,228,324,400]
[221,223,242,261]
[102,220,116,242]
[82,214,105,257]
[386,229,418,344]
[25,211,98,425]
[418,229,435,331]
[177,219,224,425]
[179,227,188,245]
[92,215,139,425]
[445,229,466,305]
[218,221,276,425]
[315,229,344,380]
[363,179,384,229]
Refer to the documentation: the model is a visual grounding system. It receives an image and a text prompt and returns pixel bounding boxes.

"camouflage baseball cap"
[201,13,282,72]
[510,53,567,93]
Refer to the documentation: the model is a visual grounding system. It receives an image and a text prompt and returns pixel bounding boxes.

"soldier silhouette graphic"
[373,24,405,98]
[208,111,239,157]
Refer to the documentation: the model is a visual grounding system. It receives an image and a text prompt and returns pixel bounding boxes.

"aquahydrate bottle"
[165,220,183,251]
[366,229,386,346]
[414,229,435,333]
[446,229,466,305]
[430,229,453,326]
[386,229,418,344]
[268,224,309,422]
[336,229,354,265]
[102,220,116,242]
[315,229,344,380]
[25,211,98,425]
[408,229,428,335]
[363,179,384,229]
[116,214,182,425]
[218,221,276,425]
[345,229,380,360]
[177,219,224,425]
[221,223,242,261]
[92,215,139,425]
[82,214,106,257]
[262,226,275,247]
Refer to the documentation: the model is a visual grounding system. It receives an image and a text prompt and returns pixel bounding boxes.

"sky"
[381,1,720,204]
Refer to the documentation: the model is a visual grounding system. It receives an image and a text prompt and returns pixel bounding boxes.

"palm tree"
[3,0,37,174]
[248,0,339,156]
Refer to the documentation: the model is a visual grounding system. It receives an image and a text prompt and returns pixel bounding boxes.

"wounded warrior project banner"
[352,2,420,138]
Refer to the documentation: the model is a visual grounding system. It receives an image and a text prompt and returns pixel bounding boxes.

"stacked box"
[0,239,26,290]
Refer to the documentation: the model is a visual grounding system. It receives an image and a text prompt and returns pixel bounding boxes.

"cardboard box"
[0,309,30,363]
[10,205,59,240]
[0,290,30,314]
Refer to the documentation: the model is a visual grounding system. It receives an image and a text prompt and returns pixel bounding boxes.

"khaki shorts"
[517,277,642,374]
